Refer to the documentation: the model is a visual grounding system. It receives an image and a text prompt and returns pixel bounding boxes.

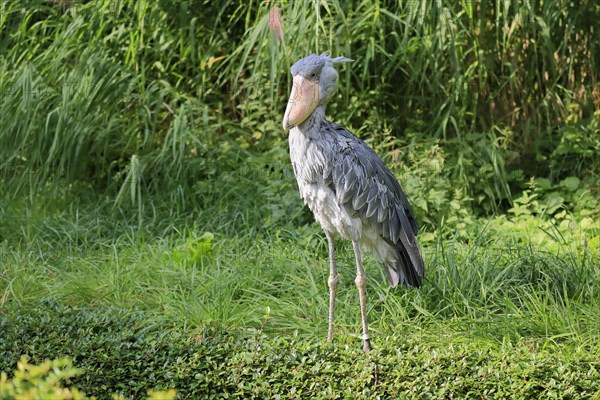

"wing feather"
[352,187,369,210]
[325,121,424,287]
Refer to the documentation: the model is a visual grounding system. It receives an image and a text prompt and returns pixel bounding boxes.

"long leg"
[352,240,372,352]
[325,231,338,343]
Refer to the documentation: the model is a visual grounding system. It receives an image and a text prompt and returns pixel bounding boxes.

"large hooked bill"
[283,75,319,131]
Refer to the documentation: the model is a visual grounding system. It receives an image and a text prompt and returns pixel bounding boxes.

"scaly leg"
[352,240,372,352]
[325,231,339,343]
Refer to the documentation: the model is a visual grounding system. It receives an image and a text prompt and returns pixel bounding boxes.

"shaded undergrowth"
[1,303,599,399]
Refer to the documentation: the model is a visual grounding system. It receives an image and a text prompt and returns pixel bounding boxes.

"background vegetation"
[1,0,599,397]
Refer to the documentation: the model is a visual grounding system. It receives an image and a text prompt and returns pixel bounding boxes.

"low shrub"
[0,357,175,400]
[1,303,598,399]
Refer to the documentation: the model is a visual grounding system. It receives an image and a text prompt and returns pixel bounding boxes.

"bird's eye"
[311,73,318,79]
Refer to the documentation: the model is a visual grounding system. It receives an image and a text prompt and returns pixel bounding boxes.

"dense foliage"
[1,0,598,224]
[1,0,599,397]
[1,304,599,399]
[0,358,175,400]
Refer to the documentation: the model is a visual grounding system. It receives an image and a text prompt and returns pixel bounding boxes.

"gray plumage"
[283,53,424,351]
[289,116,423,288]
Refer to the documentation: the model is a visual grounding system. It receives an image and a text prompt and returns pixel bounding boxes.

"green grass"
[1,169,598,397]
[1,160,599,398]
[1,179,598,343]
[1,0,598,208]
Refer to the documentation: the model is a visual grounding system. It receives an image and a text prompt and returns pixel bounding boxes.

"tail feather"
[384,237,424,288]
[383,204,424,288]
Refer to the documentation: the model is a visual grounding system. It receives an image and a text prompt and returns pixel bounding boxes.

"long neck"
[297,105,328,137]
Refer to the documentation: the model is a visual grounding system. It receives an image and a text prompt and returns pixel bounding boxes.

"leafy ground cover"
[1,303,599,399]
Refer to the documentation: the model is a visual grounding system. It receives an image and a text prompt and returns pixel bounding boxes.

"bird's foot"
[362,339,372,352]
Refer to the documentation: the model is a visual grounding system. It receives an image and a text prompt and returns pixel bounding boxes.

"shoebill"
[283,53,424,352]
